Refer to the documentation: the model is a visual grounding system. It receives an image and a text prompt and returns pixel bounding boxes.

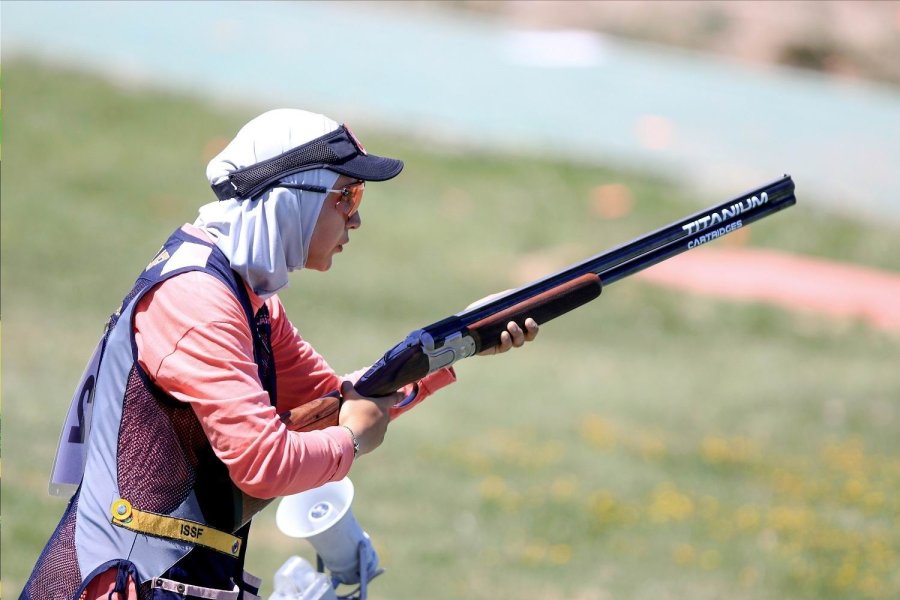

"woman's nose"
[347,211,362,229]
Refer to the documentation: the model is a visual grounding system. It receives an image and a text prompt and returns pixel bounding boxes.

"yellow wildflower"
[832,558,858,589]
[550,475,578,501]
[548,544,573,565]
[672,543,696,566]
[648,483,694,523]
[735,506,761,531]
[587,490,618,524]
[479,475,507,501]
[699,549,721,570]
[739,566,758,587]
[637,431,667,461]
[578,415,617,449]
[822,438,867,474]
[767,505,814,533]
[520,542,546,566]
[701,434,758,465]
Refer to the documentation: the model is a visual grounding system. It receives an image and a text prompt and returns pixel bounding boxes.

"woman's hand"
[466,291,541,356]
[476,318,540,356]
[338,380,404,456]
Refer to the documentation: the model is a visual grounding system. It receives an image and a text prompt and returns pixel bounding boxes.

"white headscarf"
[195,109,341,298]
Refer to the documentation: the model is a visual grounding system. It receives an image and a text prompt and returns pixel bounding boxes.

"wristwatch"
[342,425,360,458]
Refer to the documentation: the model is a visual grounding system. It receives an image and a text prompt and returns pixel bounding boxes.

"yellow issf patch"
[110,499,241,556]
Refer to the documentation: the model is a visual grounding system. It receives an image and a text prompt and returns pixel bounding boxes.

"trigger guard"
[393,383,420,409]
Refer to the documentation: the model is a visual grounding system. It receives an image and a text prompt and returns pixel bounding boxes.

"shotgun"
[356,175,796,404]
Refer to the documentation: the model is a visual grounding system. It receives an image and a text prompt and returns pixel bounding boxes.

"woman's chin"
[305,257,333,272]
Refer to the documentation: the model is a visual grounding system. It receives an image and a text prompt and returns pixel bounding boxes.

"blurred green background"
[2,53,899,600]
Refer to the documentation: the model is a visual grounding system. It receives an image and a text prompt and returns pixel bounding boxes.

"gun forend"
[466,273,602,352]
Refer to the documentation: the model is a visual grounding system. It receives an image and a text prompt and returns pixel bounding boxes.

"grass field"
[2,59,899,599]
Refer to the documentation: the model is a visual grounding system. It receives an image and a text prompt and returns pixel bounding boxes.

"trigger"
[393,383,420,409]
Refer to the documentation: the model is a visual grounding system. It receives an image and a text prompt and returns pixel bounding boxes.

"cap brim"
[328,153,404,182]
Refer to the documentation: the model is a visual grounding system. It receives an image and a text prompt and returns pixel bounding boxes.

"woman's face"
[305,175,364,271]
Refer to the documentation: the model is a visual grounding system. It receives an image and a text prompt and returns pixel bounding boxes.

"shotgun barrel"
[356,176,796,399]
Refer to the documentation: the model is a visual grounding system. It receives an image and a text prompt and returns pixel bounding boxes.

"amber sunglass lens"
[346,183,364,216]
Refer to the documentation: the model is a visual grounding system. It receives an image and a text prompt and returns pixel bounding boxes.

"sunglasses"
[280,180,366,218]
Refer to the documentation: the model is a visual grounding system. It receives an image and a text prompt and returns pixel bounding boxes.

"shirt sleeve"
[265,295,344,413]
[389,367,457,420]
[134,271,354,499]
[340,365,458,420]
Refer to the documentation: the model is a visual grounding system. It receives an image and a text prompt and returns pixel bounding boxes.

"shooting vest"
[23,228,276,600]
